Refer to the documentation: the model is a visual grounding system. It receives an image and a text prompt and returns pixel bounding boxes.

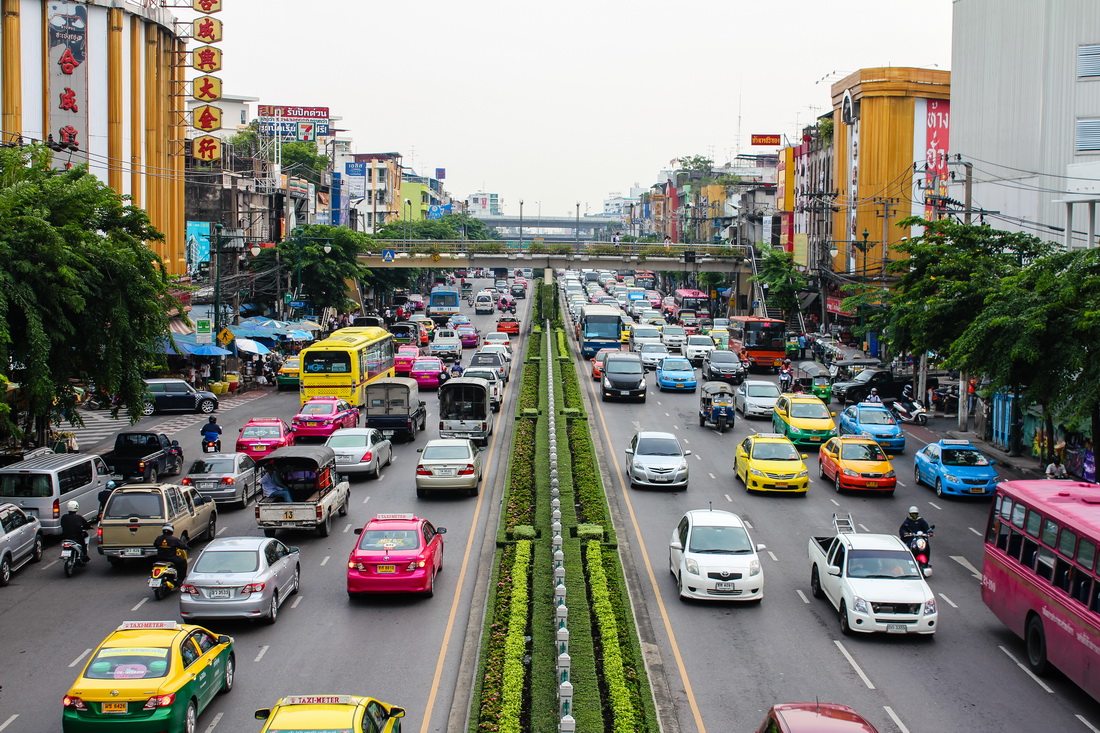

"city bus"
[578,305,624,358]
[427,286,461,324]
[728,315,786,371]
[983,480,1100,701]
[666,288,710,320]
[634,270,657,289]
[297,326,395,407]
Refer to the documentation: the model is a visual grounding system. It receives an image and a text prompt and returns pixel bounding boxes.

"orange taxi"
[817,434,897,494]
[495,316,520,335]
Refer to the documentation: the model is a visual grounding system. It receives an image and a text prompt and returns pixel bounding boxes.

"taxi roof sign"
[941,439,973,446]
[755,433,785,439]
[282,695,356,706]
[374,513,416,521]
[118,620,181,630]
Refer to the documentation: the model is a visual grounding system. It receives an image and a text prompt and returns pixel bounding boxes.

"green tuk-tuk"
[795,361,832,403]
[461,281,474,297]
[698,381,736,433]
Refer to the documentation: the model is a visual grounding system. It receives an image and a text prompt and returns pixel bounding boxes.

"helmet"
[67,500,80,512]
[161,524,174,535]
[908,506,920,519]
[106,480,117,490]
[208,416,217,424]
[871,388,878,394]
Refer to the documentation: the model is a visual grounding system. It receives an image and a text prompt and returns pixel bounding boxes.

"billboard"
[344,162,367,197]
[256,105,330,120]
[751,134,781,146]
[258,120,330,138]
[186,221,213,266]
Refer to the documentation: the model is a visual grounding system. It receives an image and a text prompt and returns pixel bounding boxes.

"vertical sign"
[345,163,366,197]
[435,168,446,180]
[47,2,89,169]
[923,99,950,219]
[191,0,225,163]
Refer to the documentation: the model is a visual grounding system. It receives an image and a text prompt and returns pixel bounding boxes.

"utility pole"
[958,161,975,431]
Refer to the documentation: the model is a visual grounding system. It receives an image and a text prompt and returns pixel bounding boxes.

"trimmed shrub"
[475,543,517,731]
[511,524,537,540]
[585,541,637,733]
[504,418,536,528]
[568,419,607,527]
[500,540,533,733]
[577,524,604,541]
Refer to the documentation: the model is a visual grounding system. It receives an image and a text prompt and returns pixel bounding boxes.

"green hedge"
[518,360,540,411]
[504,417,537,529]
[586,541,636,733]
[500,540,533,733]
[475,543,518,731]
[568,419,608,528]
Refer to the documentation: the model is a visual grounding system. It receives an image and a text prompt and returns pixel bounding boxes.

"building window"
[1075,119,1100,152]
[1079,44,1100,78]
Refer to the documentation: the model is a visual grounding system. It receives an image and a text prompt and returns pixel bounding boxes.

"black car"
[601,353,647,402]
[700,351,747,385]
[142,378,219,416]
[510,283,526,299]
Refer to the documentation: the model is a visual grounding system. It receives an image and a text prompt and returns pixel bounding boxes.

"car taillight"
[406,556,428,571]
[255,506,260,519]
[315,505,323,520]
[143,693,175,710]
[361,451,373,463]
[181,584,198,595]
[96,527,102,539]
[62,695,87,710]
[416,467,432,476]
[220,477,234,485]
[241,582,265,595]
[458,464,475,476]
[53,498,60,519]
[180,477,193,485]
[439,421,444,431]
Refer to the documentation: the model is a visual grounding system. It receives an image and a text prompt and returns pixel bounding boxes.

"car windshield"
[710,352,739,364]
[790,402,831,419]
[85,647,171,680]
[188,458,234,474]
[242,426,282,439]
[358,529,422,551]
[470,354,501,366]
[687,336,711,345]
[193,550,260,573]
[0,473,53,498]
[746,384,780,398]
[751,442,799,461]
[640,344,666,353]
[635,437,682,456]
[663,326,686,336]
[606,359,643,375]
[412,360,441,371]
[464,370,496,382]
[104,492,163,519]
[942,449,990,467]
[858,409,896,425]
[851,370,877,384]
[688,525,754,554]
[422,445,472,460]
[847,550,923,579]
[633,328,659,339]
[661,359,692,372]
[327,434,369,448]
[840,443,888,461]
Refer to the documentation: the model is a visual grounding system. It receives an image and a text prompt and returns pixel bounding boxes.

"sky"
[205,0,954,216]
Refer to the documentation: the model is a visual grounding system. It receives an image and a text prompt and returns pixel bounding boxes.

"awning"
[235,338,271,355]
[169,318,194,335]
[285,330,312,340]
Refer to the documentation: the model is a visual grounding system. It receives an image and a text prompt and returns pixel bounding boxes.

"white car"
[638,342,670,370]
[325,428,393,479]
[462,368,502,412]
[735,380,781,418]
[428,329,462,361]
[683,335,716,364]
[661,325,688,351]
[670,509,764,601]
[483,332,513,353]
[415,438,483,497]
[479,344,513,364]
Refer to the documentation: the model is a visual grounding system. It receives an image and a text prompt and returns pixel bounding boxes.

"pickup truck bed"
[102,432,180,483]
[255,482,350,538]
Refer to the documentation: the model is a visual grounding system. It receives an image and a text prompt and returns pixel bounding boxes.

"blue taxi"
[838,402,906,452]
[655,356,698,392]
[913,438,1000,497]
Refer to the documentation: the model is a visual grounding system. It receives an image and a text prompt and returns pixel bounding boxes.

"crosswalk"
[54,390,271,453]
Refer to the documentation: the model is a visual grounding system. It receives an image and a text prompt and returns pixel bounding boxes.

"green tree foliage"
[0,144,174,435]
[751,244,809,317]
[281,141,330,186]
[226,126,261,158]
[677,155,714,174]
[249,225,368,312]
[373,213,499,241]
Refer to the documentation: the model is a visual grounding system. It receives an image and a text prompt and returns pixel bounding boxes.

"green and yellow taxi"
[256,695,405,732]
[276,356,300,390]
[733,433,810,494]
[62,620,234,733]
[771,393,837,447]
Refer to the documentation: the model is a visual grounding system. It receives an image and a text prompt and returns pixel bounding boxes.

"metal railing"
[362,239,750,262]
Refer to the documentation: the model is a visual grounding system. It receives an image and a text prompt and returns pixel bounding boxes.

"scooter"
[201,435,221,453]
[779,371,792,393]
[892,398,929,426]
[149,560,183,600]
[904,527,935,577]
[60,539,88,577]
[167,440,184,472]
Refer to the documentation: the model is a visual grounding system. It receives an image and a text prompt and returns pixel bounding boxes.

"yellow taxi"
[771,393,837,447]
[62,620,234,733]
[818,434,898,494]
[620,316,635,343]
[256,695,405,732]
[733,433,810,494]
[410,315,435,333]
[276,356,300,390]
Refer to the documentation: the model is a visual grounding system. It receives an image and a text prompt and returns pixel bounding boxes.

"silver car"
[661,325,688,351]
[325,428,393,479]
[179,536,301,623]
[735,380,782,418]
[469,351,510,383]
[0,503,44,585]
[415,439,483,497]
[183,453,259,508]
[626,431,691,490]
[638,342,670,370]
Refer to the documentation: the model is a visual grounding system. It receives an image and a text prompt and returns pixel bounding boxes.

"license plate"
[675,384,685,388]
[887,624,907,634]
[307,421,318,426]
[775,483,788,488]
[809,436,821,442]
[866,481,878,487]
[253,445,267,450]
[148,578,162,587]
[621,390,630,396]
[970,487,986,494]
[102,702,128,713]
[437,469,454,476]
[123,548,143,557]
[209,589,231,599]
[376,565,396,573]
[337,455,353,463]
[383,431,395,437]
[715,581,735,591]
[200,482,215,489]
[653,476,670,482]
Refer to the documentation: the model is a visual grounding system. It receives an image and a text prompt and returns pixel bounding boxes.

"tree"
[750,244,808,319]
[373,213,499,242]
[281,141,330,186]
[249,225,369,312]
[677,155,714,175]
[0,144,175,439]
[226,126,262,158]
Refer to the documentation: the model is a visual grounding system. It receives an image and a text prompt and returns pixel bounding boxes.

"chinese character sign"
[191,75,222,103]
[190,0,225,166]
[192,105,223,132]
[191,45,222,73]
[192,135,222,162]
[47,2,88,167]
[192,0,223,12]
[192,17,223,43]
[923,99,950,218]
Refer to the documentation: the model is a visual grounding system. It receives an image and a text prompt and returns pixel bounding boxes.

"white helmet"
[67,500,80,512]
[908,506,919,515]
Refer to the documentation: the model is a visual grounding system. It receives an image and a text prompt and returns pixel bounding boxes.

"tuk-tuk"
[831,356,884,381]
[362,377,428,440]
[698,381,736,433]
[709,328,730,350]
[795,361,833,402]
[785,333,801,360]
[390,321,421,346]
[461,281,473,297]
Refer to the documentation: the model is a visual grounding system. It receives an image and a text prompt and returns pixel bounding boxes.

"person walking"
[198,361,211,389]
[798,333,807,359]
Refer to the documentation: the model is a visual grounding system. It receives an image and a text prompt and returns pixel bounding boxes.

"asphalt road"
[0,287,533,733]
[572,332,1100,733]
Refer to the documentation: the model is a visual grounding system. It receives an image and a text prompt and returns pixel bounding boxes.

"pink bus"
[983,480,1100,701]
[664,288,709,320]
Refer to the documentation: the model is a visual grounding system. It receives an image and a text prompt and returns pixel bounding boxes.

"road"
[0,285,533,733]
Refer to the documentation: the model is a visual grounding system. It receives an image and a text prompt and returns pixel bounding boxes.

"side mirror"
[217,635,232,645]
[625,448,634,455]
[827,565,841,577]
[929,524,936,531]
[670,539,683,551]
[255,709,272,720]
[683,450,692,456]
[416,448,424,453]
[389,707,406,719]
[239,427,244,433]
[437,527,447,534]
[289,546,300,553]
[830,412,837,417]
[801,454,809,460]
[353,528,362,535]
[757,543,767,551]
[989,459,997,466]
[171,440,180,447]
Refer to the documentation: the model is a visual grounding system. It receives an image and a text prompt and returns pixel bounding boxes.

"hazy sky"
[208,0,953,216]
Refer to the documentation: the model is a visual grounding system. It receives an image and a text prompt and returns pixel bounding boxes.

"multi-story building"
[466,192,503,217]
[341,152,403,233]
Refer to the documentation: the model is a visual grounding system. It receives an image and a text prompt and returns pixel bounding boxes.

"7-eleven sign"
[297,122,315,142]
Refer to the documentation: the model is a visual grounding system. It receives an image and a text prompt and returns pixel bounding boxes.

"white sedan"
[325,428,393,479]
[669,509,765,601]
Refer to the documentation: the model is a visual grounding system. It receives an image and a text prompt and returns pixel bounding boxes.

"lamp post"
[519,199,524,247]
[212,223,224,380]
[575,201,580,245]
[403,198,412,249]
[850,229,874,334]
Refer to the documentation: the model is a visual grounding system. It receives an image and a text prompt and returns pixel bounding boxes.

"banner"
[344,163,366,197]
[47,2,88,168]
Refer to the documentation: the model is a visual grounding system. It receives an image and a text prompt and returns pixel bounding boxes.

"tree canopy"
[374,213,499,241]
[750,244,808,318]
[249,224,369,312]
[281,141,330,186]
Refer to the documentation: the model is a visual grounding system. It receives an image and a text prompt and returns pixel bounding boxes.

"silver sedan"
[325,428,393,479]
[179,536,301,624]
[183,452,259,508]
[415,439,483,497]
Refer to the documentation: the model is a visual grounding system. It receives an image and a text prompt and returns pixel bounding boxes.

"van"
[474,292,495,315]
[438,377,495,445]
[0,454,112,534]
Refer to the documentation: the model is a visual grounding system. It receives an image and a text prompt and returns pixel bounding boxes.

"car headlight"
[603,378,611,389]
[787,425,802,434]
[885,470,896,478]
[638,380,646,390]
[685,558,700,575]
[842,468,859,477]
[748,558,761,577]
[945,474,960,483]
[795,469,809,478]
[924,598,938,615]
[852,596,869,614]
[678,462,688,472]
[749,468,765,477]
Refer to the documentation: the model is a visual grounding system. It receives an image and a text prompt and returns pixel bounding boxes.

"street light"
[519,199,524,247]
[575,201,580,245]
[250,244,261,257]
[403,198,412,248]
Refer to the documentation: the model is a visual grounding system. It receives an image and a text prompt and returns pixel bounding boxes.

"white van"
[474,291,495,315]
[438,377,495,445]
[0,453,112,534]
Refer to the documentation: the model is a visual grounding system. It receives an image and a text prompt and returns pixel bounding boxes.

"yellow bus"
[298,327,395,407]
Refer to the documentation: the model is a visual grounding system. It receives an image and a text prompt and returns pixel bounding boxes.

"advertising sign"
[186,221,212,266]
[258,121,330,138]
[435,168,446,180]
[256,105,330,121]
[923,99,950,218]
[47,2,88,168]
[195,319,213,345]
[344,163,366,197]
[751,134,781,146]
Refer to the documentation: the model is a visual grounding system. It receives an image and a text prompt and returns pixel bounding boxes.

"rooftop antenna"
[735,84,743,158]
[708,500,713,512]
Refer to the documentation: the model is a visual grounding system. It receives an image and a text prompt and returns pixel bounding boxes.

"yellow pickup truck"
[98,484,217,566]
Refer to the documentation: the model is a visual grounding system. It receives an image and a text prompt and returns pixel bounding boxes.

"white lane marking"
[767,551,779,563]
[682,439,689,445]
[291,595,304,609]
[675,425,681,431]
[379,473,386,480]
[42,559,59,570]
[131,597,148,612]
[69,648,92,668]
[656,402,662,406]
[665,412,670,417]
[343,523,353,533]
[928,501,942,510]
[0,715,19,732]
[362,495,371,504]
[796,589,810,604]
[999,645,1053,693]
[320,555,330,567]
[833,640,876,689]
[254,645,269,662]
[743,519,752,528]
[858,524,870,532]
[883,706,910,733]
[970,527,983,537]
[1076,714,1100,733]
[216,526,226,536]
[830,498,840,507]
[203,712,224,732]
[938,593,958,608]
[694,453,702,460]
[895,480,907,488]
[951,555,983,579]
[708,473,716,480]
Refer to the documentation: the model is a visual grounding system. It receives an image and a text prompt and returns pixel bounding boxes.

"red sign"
[257,105,329,120]
[826,297,853,317]
[751,134,781,146]
[924,99,950,217]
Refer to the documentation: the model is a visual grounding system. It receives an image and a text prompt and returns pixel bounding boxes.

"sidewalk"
[921,412,1046,481]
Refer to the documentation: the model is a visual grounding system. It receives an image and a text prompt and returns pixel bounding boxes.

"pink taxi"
[395,345,422,375]
[236,417,295,459]
[292,396,359,439]
[409,357,448,388]
[347,513,447,597]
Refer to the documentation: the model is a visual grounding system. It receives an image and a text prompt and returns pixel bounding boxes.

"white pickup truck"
[255,447,350,538]
[429,329,462,361]
[808,514,938,636]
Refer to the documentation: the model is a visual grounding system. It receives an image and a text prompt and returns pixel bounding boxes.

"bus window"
[1059,527,1078,558]
[1036,546,1056,582]
[1043,519,1060,548]
[304,351,351,373]
[1025,510,1042,538]
[1078,538,1096,571]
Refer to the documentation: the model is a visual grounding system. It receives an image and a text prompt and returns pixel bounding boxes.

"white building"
[466,192,503,216]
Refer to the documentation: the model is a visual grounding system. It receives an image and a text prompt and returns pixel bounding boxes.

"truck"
[254,446,351,538]
[438,377,495,446]
[428,328,462,361]
[102,431,182,484]
[808,514,937,636]
[832,368,908,405]
[361,378,428,440]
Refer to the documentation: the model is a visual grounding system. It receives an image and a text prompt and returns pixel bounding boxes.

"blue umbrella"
[186,343,233,356]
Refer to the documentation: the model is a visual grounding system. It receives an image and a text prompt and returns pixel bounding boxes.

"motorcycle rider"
[59,501,91,563]
[865,388,883,403]
[200,416,222,451]
[97,480,117,519]
[1046,457,1069,479]
[779,360,793,391]
[153,524,189,581]
[899,506,931,542]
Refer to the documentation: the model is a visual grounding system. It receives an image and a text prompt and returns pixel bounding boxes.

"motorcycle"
[60,539,87,577]
[904,526,935,577]
[931,386,960,414]
[167,440,184,473]
[892,398,928,426]
[779,370,792,393]
[201,435,221,453]
[148,558,184,600]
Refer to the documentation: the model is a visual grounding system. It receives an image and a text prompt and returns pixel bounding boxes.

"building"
[340,152,404,233]
[466,192,503,217]
[951,0,1100,247]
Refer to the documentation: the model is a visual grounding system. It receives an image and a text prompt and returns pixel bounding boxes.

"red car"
[395,345,422,375]
[495,316,520,335]
[406,294,425,312]
[347,513,447,597]
[236,417,295,459]
[756,703,879,733]
[591,347,621,380]
[292,397,360,440]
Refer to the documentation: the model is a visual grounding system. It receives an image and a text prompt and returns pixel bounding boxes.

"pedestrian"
[183,364,195,387]
[664,235,672,250]
[967,377,977,415]
[198,361,211,389]
[1046,457,1068,479]
[798,333,807,359]
[613,233,621,247]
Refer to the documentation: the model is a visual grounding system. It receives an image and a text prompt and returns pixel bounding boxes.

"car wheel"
[219,652,235,693]
[265,591,279,625]
[145,468,158,484]
[198,399,216,414]
[338,495,349,517]
[835,474,844,494]
[141,402,155,416]
[839,601,853,635]
[425,569,435,598]
[385,447,393,467]
[184,700,198,733]
[206,514,216,540]
[935,478,944,498]
[263,529,277,538]
[1026,615,1049,675]
[677,572,687,601]
[317,512,332,536]
[913,464,922,486]
[0,556,10,586]
[818,460,826,479]
[810,566,823,599]
[106,555,122,568]
[698,413,705,427]
[291,565,301,595]
[30,534,43,563]
[417,488,427,499]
